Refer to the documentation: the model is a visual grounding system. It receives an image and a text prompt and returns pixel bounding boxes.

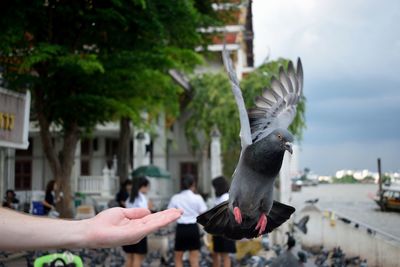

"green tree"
[186,58,307,177]
[332,175,359,184]
[0,0,214,217]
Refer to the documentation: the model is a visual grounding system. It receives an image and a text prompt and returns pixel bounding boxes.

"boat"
[374,185,400,211]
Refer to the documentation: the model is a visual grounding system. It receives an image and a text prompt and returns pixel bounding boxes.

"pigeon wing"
[222,49,252,149]
[249,58,303,143]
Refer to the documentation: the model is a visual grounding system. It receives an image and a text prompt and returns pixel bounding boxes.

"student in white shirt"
[211,176,236,267]
[123,176,153,267]
[168,174,207,267]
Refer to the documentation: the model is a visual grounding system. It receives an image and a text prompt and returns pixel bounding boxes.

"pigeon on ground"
[197,49,304,240]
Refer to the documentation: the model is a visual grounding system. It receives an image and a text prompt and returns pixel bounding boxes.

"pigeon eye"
[277,134,282,140]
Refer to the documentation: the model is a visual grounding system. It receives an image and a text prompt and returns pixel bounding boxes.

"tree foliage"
[0,0,217,216]
[186,58,307,177]
[332,175,359,184]
[0,0,210,129]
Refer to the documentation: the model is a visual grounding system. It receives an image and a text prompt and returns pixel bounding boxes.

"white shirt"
[125,192,148,209]
[214,192,229,206]
[168,190,207,224]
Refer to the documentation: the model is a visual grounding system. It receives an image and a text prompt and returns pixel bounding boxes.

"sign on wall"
[0,87,30,149]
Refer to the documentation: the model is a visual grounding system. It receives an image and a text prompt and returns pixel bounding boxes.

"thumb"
[122,208,151,220]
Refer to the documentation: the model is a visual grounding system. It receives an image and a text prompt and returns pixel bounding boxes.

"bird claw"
[255,214,267,236]
[233,207,242,224]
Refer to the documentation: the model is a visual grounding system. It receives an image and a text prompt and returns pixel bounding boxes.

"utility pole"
[377,158,384,211]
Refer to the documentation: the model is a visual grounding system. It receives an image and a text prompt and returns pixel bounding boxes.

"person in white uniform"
[211,176,236,267]
[123,176,152,267]
[168,174,207,267]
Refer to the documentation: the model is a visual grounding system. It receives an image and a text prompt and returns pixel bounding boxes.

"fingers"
[136,208,183,235]
[122,208,151,220]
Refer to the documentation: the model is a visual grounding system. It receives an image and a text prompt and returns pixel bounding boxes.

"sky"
[252,0,400,175]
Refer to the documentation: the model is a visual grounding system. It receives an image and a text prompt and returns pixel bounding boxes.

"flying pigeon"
[294,215,310,234]
[305,198,319,205]
[197,49,304,240]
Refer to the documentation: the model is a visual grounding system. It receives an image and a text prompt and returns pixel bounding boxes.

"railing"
[78,176,104,194]
[326,208,400,244]
[78,166,119,197]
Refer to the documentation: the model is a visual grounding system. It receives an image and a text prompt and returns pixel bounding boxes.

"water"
[290,184,400,238]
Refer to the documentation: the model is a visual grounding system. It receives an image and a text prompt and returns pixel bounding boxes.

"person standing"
[168,174,207,267]
[211,176,236,267]
[123,176,152,267]
[116,179,133,208]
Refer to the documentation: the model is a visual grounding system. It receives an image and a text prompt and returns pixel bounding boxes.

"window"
[81,139,91,156]
[15,161,32,190]
[392,191,400,200]
[15,139,33,190]
[105,138,119,168]
[80,160,90,176]
[80,139,92,175]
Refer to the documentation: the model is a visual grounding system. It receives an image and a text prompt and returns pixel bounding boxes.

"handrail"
[78,175,118,195]
[324,207,400,244]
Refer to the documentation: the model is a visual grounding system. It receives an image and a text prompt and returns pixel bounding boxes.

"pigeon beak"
[284,142,293,154]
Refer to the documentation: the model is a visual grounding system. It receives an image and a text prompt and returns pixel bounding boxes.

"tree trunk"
[34,88,79,218]
[58,122,80,218]
[117,117,131,183]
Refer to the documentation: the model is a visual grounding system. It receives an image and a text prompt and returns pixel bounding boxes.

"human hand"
[83,207,182,248]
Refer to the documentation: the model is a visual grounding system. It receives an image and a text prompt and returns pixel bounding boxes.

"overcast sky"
[252,0,400,175]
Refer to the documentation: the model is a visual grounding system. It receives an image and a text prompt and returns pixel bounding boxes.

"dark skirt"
[122,237,147,254]
[213,235,236,253]
[174,223,201,251]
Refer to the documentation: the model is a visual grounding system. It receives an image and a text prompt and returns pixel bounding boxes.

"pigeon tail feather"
[197,200,295,240]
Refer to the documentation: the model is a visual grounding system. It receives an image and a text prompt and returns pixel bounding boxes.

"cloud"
[253,0,400,174]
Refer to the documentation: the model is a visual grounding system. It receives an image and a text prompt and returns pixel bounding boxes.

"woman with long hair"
[168,174,207,267]
[116,179,133,208]
[123,176,152,267]
[211,176,236,267]
[42,180,61,215]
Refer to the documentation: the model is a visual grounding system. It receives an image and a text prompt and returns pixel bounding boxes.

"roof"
[382,185,400,192]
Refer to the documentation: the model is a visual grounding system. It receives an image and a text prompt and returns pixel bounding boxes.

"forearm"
[0,208,88,251]
[42,200,53,209]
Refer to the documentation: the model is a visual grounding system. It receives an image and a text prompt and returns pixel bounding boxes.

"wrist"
[65,219,91,248]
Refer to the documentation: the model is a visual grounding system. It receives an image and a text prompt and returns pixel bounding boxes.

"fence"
[78,166,118,197]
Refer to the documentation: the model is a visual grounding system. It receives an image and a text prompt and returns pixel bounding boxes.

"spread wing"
[222,49,252,149]
[248,58,303,143]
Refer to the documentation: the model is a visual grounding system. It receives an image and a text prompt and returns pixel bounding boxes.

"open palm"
[85,207,182,248]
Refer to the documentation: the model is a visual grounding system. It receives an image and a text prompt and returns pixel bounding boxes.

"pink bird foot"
[255,213,268,236]
[233,207,242,224]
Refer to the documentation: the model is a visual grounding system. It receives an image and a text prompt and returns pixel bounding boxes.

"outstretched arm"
[0,207,182,251]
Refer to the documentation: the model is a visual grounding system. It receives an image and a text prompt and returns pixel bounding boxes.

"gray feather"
[249,58,303,143]
[222,49,252,149]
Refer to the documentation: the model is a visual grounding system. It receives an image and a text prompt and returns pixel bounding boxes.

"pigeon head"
[270,128,294,154]
[244,128,294,176]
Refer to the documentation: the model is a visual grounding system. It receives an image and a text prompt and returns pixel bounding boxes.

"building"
[0,88,30,202]
[2,0,255,205]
